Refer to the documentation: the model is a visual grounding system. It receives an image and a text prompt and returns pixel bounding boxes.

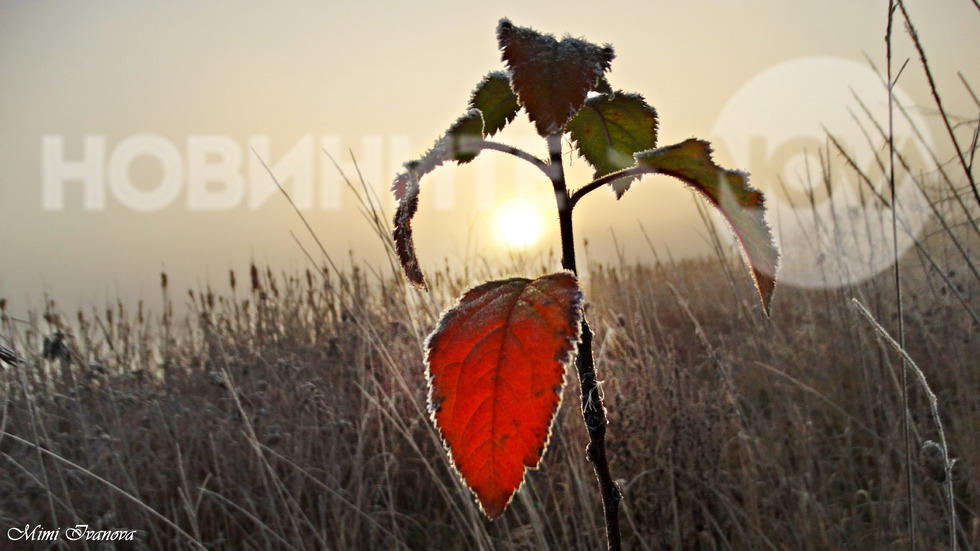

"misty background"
[1,0,977,320]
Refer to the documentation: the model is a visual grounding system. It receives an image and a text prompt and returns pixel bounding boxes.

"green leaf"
[391,109,485,287]
[635,139,778,314]
[567,92,658,198]
[448,109,485,164]
[497,18,614,136]
[470,71,520,137]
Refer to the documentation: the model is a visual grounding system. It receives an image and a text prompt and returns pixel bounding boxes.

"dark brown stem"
[548,133,622,551]
[896,1,978,210]
[570,165,650,208]
[472,139,551,175]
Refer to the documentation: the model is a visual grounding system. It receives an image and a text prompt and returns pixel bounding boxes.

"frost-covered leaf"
[594,74,614,95]
[470,71,520,137]
[497,18,614,136]
[391,109,485,200]
[635,139,778,314]
[391,110,485,286]
[426,272,583,519]
[567,92,658,198]
[393,170,424,286]
[449,109,485,164]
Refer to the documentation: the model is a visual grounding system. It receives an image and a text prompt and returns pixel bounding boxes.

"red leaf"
[425,272,583,519]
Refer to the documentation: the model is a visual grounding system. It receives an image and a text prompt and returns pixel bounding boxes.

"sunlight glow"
[492,197,546,250]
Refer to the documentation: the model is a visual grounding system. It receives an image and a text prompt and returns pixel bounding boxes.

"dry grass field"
[1,203,978,549]
[2,6,978,548]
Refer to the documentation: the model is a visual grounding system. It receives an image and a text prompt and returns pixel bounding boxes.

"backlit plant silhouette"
[392,18,778,549]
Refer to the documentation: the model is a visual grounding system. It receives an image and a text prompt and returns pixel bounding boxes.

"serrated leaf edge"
[568,91,659,199]
[423,272,584,519]
[496,17,615,136]
[469,71,520,137]
[634,139,779,314]
[391,109,487,286]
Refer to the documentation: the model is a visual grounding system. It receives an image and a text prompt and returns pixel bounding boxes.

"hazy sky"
[1,1,977,320]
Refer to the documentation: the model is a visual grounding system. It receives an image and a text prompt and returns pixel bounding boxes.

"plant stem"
[887,3,917,548]
[547,133,622,551]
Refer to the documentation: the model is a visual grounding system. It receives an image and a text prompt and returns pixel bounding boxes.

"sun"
[491,197,546,250]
